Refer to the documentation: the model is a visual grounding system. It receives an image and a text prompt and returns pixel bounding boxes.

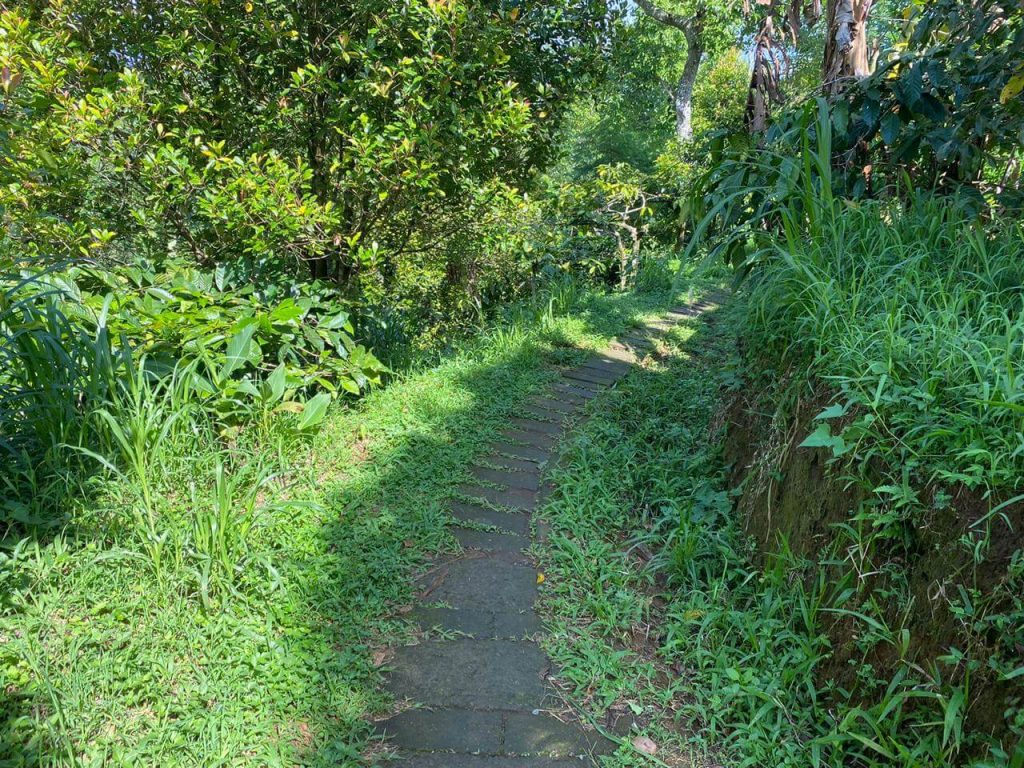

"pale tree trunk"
[615,224,641,290]
[823,0,874,95]
[675,34,703,142]
[633,0,704,143]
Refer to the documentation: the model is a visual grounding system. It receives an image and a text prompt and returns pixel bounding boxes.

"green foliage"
[1,0,608,284]
[0,0,608,532]
[692,101,1024,493]
[691,48,750,137]
[0,279,686,765]
[541,306,1017,767]
[835,0,1024,204]
[552,17,682,180]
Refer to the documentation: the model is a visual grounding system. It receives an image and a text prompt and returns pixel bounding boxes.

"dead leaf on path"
[632,735,658,755]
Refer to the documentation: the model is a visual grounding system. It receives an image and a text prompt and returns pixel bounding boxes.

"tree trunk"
[674,35,703,142]
[745,16,780,133]
[823,0,874,95]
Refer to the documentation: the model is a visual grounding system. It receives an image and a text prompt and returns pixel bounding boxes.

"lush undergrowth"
[744,189,1024,496]
[539,292,1021,767]
[0,281,684,766]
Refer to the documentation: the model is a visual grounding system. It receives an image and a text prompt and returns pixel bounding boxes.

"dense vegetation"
[3,0,1024,765]
[541,1,1024,767]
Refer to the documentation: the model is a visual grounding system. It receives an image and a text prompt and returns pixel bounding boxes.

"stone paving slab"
[409,606,496,636]
[563,370,618,388]
[582,357,632,375]
[508,417,563,436]
[385,639,549,709]
[476,453,545,473]
[526,397,578,414]
[458,483,539,510]
[454,527,526,553]
[549,382,600,400]
[500,429,557,452]
[393,756,586,768]
[449,502,530,535]
[485,441,551,463]
[409,606,540,638]
[492,610,543,637]
[618,333,656,347]
[416,557,537,610]
[503,712,616,757]
[470,466,541,491]
[379,709,503,752]
[518,405,568,424]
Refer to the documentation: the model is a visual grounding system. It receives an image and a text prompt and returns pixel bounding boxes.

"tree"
[822,0,875,95]
[2,0,612,305]
[633,0,740,142]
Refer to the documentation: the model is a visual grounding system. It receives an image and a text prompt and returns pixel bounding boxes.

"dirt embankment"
[722,388,1024,744]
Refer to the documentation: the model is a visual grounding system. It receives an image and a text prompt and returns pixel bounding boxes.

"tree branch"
[634,0,696,34]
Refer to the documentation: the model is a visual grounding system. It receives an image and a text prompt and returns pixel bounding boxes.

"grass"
[746,195,1024,494]
[0,279,692,766]
[537,295,1016,767]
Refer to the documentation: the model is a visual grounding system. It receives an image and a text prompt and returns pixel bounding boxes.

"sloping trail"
[375,298,720,767]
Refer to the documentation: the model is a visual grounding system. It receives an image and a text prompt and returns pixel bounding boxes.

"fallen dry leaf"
[632,735,658,756]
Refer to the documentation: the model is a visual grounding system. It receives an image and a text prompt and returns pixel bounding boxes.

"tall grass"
[539,308,1010,767]
[0,271,130,528]
[694,100,1024,493]
[748,194,1024,491]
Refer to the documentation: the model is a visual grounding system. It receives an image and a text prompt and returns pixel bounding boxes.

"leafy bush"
[0,262,371,533]
[692,100,1024,493]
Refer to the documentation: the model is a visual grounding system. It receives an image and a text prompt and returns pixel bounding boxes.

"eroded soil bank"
[724,388,1024,746]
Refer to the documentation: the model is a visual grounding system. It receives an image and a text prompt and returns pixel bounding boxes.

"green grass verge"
[0,282,692,767]
[537,298,738,768]
[538,295,1018,768]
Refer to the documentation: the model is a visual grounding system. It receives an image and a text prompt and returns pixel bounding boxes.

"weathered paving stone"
[564,367,619,386]
[508,417,562,436]
[503,712,615,757]
[476,453,544,474]
[550,382,600,401]
[409,606,539,638]
[417,557,536,611]
[454,527,526,553]
[558,372,604,389]
[470,466,540,491]
[619,333,654,346]
[385,639,548,709]
[391,755,589,767]
[492,610,543,637]
[409,606,495,636]
[518,405,567,424]
[449,502,529,535]
[486,441,550,463]
[583,357,631,376]
[459,483,538,510]
[377,709,503,753]
[500,429,557,451]
[537,391,589,410]
[668,307,698,318]
[602,344,636,363]
[526,396,578,414]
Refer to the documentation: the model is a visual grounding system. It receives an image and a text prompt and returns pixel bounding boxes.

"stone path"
[376,299,718,767]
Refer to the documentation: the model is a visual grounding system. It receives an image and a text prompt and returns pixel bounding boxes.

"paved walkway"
[376,301,716,767]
